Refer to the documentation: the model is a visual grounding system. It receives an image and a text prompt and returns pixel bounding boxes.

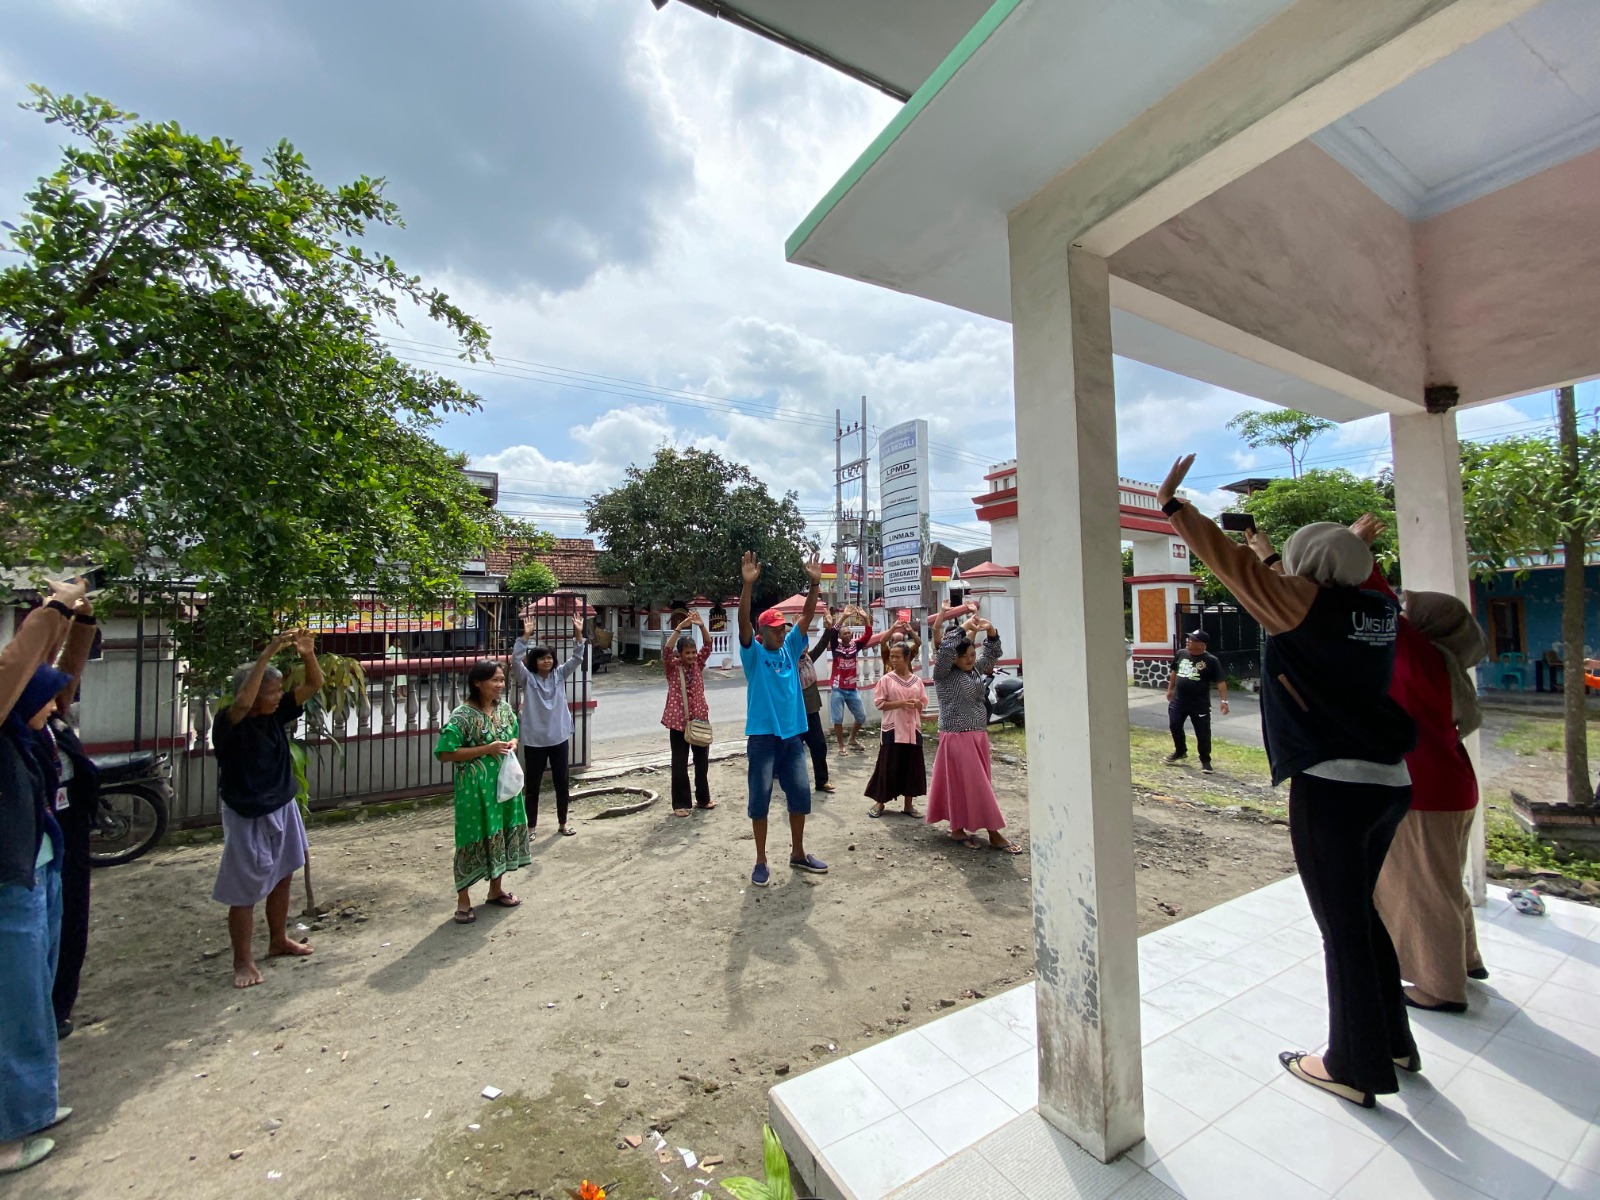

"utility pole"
[833,398,871,610]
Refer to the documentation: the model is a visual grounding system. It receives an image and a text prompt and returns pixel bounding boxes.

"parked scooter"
[985,668,1025,728]
[88,750,172,866]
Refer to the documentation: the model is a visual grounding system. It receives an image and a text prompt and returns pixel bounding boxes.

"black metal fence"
[120,584,590,828]
[1173,602,1263,682]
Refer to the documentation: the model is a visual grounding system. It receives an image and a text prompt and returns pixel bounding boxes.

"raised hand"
[572,613,585,639]
[47,576,88,610]
[1350,512,1385,547]
[741,551,761,585]
[1157,454,1196,507]
[289,629,316,657]
[523,616,535,638]
[1244,526,1276,561]
[804,553,823,587]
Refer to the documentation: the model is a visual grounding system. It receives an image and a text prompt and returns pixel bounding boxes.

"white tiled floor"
[768,880,1600,1200]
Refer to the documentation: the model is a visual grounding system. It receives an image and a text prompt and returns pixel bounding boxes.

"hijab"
[1403,591,1488,736]
[1280,522,1375,587]
[2,662,72,807]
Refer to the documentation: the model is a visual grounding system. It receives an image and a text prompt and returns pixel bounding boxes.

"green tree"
[1193,470,1398,606]
[506,558,559,596]
[586,446,813,608]
[1227,409,1336,477]
[1,89,525,681]
[1463,398,1600,807]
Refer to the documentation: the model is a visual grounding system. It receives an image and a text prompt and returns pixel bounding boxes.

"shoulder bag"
[677,660,714,748]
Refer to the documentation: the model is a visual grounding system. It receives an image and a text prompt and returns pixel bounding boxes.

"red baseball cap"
[757,608,788,628]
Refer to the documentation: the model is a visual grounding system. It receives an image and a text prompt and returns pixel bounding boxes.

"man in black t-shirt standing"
[1164,629,1229,774]
[211,630,323,989]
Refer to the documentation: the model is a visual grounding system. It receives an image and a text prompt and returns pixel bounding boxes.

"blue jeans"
[829,688,866,726]
[0,859,62,1140]
[746,734,812,820]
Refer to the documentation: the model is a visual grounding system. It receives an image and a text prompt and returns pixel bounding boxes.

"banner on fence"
[878,419,930,604]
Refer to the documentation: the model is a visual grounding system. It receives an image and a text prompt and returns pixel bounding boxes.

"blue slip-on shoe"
[751,862,771,887]
[789,854,829,875]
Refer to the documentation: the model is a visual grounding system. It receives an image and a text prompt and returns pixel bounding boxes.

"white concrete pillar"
[1009,230,1143,1161]
[1390,409,1485,904]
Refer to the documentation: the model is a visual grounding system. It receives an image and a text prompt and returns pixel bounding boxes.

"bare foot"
[266,939,314,959]
[233,960,264,989]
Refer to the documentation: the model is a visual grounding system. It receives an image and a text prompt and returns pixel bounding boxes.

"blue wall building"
[1471,557,1599,692]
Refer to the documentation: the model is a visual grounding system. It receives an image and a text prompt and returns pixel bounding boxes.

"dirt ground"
[34,741,1297,1200]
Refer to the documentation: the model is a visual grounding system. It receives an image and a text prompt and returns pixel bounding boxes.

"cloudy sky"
[3,0,1586,554]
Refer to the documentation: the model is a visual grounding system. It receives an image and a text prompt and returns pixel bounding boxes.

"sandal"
[485,893,521,908]
[454,907,476,924]
[952,836,981,849]
[991,840,1024,855]
[1279,1051,1374,1108]
[900,807,920,818]
[868,805,885,818]
[560,826,577,837]
[0,1136,54,1174]
[671,809,691,818]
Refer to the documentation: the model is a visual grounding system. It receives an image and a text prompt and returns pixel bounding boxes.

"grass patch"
[1495,715,1600,758]
[1483,800,1600,883]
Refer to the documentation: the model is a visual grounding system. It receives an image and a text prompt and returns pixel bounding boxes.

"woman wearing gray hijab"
[1160,456,1418,1111]
[1371,589,1489,1012]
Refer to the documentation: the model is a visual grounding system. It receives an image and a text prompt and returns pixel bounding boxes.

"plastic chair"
[1498,652,1527,691]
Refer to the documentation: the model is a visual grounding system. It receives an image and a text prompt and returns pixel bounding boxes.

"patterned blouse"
[660,638,712,731]
[933,636,1002,734]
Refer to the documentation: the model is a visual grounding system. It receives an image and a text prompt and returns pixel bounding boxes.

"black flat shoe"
[1468,967,1489,981]
[1279,1052,1375,1109]
[1393,1052,1422,1073]
[1404,994,1468,1014]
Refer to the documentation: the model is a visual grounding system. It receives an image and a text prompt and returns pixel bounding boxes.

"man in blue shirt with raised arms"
[738,549,827,887]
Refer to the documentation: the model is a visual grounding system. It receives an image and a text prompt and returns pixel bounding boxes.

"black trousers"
[53,801,93,1026]
[1289,773,1415,1095]
[803,710,830,788]
[1168,700,1212,765]
[522,741,570,828]
[669,728,711,809]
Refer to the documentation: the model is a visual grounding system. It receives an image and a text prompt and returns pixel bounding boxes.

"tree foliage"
[586,446,813,607]
[1192,469,1397,605]
[1461,428,1600,578]
[1226,409,1335,477]
[1,89,526,681]
[506,557,559,596]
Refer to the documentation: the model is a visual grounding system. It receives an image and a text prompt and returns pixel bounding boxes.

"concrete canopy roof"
[783,0,1599,420]
[658,0,994,100]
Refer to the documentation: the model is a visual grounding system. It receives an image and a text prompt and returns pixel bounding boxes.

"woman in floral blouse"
[661,612,715,815]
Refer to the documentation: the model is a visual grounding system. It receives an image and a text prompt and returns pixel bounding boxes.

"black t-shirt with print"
[1170,651,1223,709]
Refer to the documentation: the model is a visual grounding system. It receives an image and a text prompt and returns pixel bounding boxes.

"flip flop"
[454,907,476,924]
[952,836,981,849]
[991,841,1024,855]
[1279,1051,1374,1109]
[900,808,921,818]
[485,893,521,908]
[696,801,718,810]
[560,827,577,837]
[0,1136,54,1174]
[867,805,885,818]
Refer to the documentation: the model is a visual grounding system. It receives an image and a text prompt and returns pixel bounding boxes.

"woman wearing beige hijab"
[1372,590,1490,1012]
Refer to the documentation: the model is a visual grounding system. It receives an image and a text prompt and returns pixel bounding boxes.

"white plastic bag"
[496,746,524,803]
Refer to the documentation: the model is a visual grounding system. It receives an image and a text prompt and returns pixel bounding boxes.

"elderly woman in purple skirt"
[211,631,323,989]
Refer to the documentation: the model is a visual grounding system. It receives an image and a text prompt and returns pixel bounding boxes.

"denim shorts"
[746,733,812,820]
[829,688,866,726]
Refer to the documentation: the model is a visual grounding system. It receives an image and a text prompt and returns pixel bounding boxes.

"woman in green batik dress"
[434,660,531,924]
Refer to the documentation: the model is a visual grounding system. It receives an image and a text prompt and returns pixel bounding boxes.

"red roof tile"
[485,537,628,588]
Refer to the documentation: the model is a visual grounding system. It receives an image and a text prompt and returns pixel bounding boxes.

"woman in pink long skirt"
[926,612,1022,853]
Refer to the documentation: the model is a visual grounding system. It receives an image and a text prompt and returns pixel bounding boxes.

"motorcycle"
[88,750,173,867]
[985,667,1025,728]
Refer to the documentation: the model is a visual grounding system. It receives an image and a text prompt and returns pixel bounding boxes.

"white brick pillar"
[1009,228,1143,1160]
[1391,408,1485,904]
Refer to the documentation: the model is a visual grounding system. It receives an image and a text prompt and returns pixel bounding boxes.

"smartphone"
[1219,512,1256,533]
[81,567,107,592]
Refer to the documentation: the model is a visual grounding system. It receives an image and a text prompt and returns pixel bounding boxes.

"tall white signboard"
[878,419,930,604]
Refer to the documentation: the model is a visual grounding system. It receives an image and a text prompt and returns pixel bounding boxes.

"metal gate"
[1172,602,1263,683]
[109,585,590,828]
